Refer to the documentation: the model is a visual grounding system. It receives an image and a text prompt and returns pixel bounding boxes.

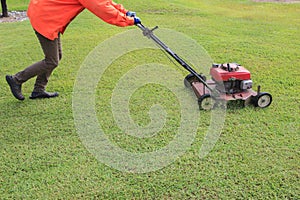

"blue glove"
[126,11,136,17]
[134,17,141,25]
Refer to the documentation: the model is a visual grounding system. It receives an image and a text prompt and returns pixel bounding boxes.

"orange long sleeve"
[27,0,135,40]
[78,0,134,27]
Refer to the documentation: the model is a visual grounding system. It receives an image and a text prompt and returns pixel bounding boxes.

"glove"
[126,11,136,17]
[134,17,141,25]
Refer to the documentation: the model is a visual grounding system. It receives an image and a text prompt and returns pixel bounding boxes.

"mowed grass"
[0,0,299,199]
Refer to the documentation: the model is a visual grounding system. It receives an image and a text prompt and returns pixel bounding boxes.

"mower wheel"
[254,92,272,108]
[184,73,206,88]
[198,94,215,110]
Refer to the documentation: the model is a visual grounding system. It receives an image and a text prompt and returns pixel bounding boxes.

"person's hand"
[126,11,136,17]
[134,17,141,25]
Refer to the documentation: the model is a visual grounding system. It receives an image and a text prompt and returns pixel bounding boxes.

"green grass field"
[0,0,299,199]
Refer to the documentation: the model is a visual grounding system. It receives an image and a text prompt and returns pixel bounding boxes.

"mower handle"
[136,23,218,95]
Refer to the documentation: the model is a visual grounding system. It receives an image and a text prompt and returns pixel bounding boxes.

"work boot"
[29,91,59,99]
[5,75,25,100]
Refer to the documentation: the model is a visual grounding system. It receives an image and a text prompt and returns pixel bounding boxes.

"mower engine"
[210,63,252,94]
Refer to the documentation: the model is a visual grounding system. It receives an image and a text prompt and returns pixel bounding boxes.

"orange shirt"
[27,0,135,40]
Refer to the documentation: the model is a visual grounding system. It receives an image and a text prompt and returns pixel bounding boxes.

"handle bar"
[136,23,216,94]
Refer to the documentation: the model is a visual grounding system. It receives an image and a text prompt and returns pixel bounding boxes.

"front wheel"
[254,92,272,108]
[198,94,215,110]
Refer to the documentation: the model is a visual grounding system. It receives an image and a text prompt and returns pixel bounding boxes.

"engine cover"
[210,63,252,94]
[210,63,251,82]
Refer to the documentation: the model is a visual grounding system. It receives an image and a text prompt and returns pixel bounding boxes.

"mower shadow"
[225,99,253,111]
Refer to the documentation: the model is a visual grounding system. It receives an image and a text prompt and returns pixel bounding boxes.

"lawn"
[0,0,299,199]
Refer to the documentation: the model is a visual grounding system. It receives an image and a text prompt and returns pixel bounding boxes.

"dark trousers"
[14,31,62,92]
[1,0,8,16]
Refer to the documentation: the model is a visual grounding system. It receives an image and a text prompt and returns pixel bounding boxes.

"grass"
[0,0,299,199]
[3,0,29,10]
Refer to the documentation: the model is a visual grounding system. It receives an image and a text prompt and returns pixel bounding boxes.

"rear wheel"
[254,92,272,108]
[198,94,215,110]
[184,73,206,88]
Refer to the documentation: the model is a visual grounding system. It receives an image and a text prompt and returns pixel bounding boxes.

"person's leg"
[14,31,61,89]
[7,31,61,100]
[33,34,62,92]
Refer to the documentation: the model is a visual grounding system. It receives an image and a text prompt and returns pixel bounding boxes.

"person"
[6,0,141,100]
[1,0,8,17]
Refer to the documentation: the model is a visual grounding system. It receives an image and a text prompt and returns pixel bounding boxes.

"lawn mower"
[137,24,272,110]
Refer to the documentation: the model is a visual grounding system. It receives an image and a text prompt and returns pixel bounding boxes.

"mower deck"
[192,81,257,101]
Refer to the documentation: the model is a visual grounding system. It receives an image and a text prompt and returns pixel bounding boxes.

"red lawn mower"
[137,24,272,110]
